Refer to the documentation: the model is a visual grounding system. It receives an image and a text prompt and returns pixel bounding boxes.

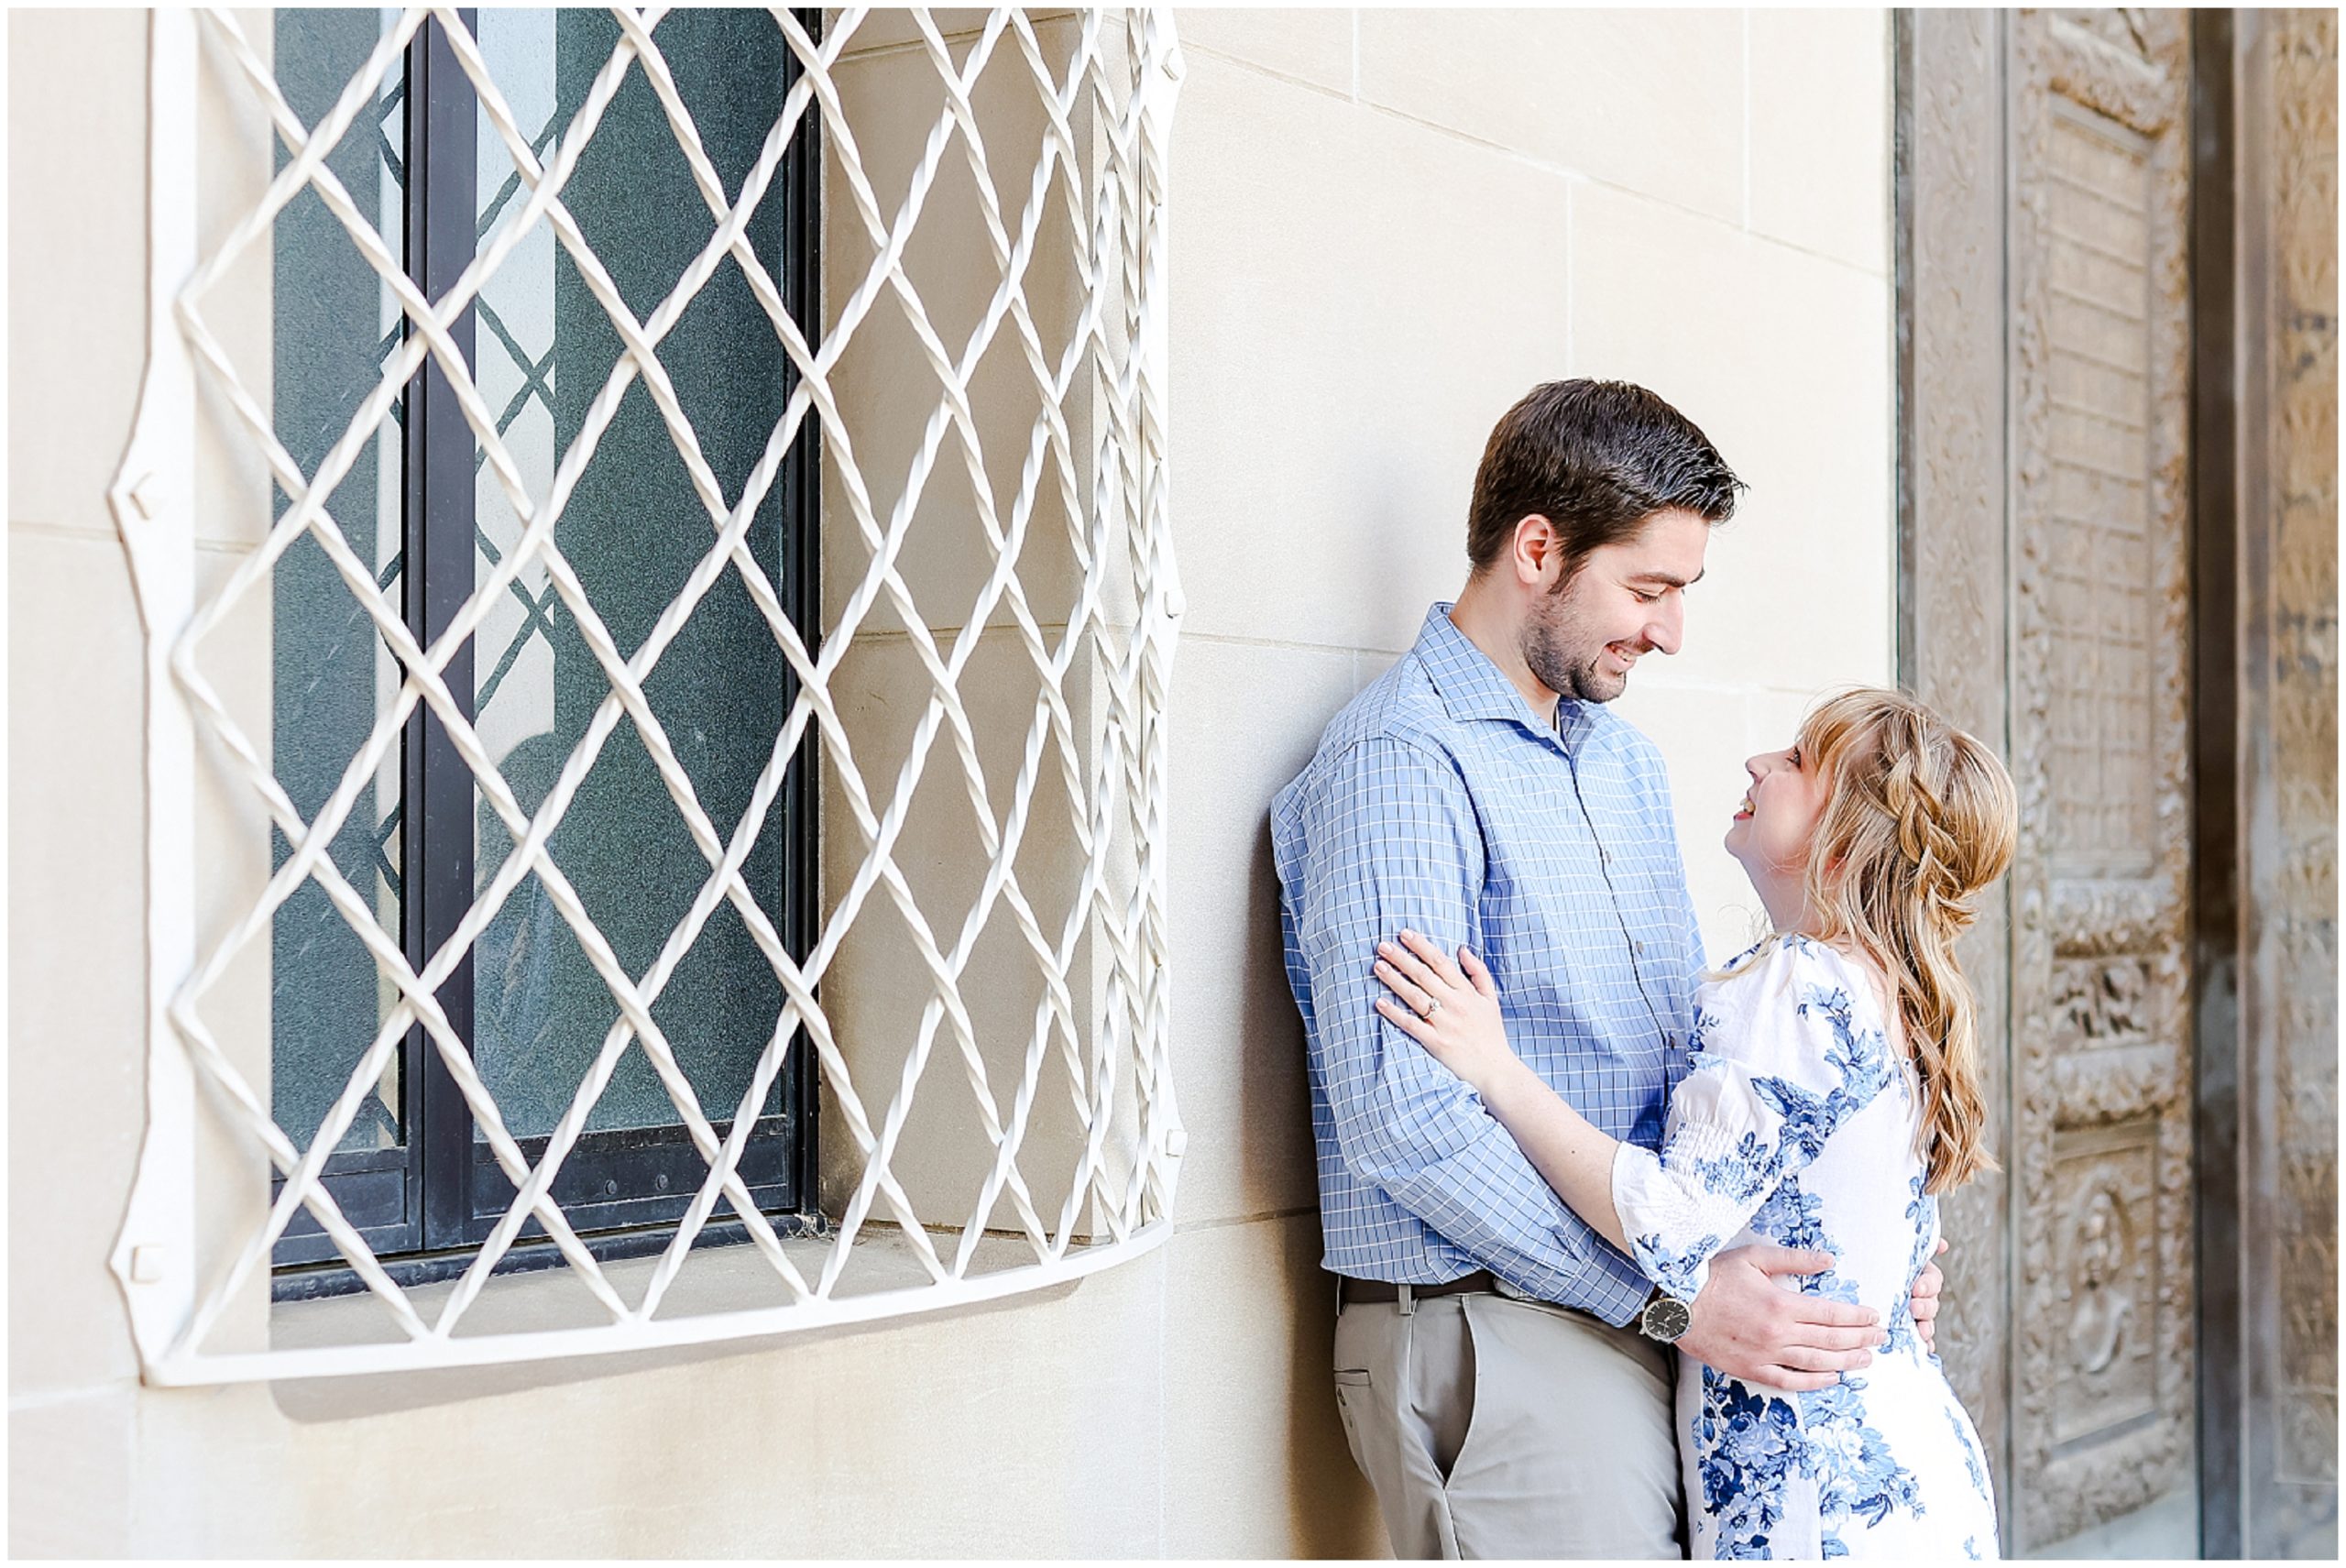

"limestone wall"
[8,9,1894,1554]
[1175,7,1896,973]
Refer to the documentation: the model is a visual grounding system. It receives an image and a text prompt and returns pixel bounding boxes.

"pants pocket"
[1331,1370,1370,1470]
[1432,1302,1480,1487]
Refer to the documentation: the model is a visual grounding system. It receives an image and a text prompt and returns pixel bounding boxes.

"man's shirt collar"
[1417,602,1597,753]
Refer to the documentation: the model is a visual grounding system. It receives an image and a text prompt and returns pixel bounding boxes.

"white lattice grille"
[108,5,1183,1384]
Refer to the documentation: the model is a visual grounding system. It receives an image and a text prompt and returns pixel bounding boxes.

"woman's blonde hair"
[1787,688,2018,1193]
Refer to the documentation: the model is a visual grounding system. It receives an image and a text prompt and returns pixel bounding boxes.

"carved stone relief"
[2050,1122,2160,1446]
[1896,7,2013,1503]
[2055,8,2157,65]
[1914,8,2336,1554]
[2253,7,2338,1551]
[2051,957,2153,1044]
[2007,8,2197,1548]
[2041,102,2159,880]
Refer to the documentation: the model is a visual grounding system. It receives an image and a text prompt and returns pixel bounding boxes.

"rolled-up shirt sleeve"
[1294,736,1620,1302]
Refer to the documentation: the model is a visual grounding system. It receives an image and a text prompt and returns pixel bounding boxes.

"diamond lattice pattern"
[157,5,1180,1374]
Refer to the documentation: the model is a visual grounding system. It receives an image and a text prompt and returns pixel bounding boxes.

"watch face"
[1643,1295,1694,1343]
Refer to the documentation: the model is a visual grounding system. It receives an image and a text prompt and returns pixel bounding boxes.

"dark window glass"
[270,8,818,1286]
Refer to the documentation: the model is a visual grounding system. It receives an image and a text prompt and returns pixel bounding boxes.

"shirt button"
[1633,940,1646,956]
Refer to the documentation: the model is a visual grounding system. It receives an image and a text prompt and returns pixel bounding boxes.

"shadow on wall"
[1244,817,1317,1216]
[1287,1272,1389,1560]
[1253,818,1389,1558]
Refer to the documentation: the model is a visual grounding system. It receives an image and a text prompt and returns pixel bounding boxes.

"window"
[266,7,820,1289]
[114,5,1182,1384]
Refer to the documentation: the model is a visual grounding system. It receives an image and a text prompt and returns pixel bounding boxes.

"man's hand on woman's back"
[1676,1244,1890,1392]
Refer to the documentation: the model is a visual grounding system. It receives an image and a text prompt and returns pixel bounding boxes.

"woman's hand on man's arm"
[1373,930,1634,1255]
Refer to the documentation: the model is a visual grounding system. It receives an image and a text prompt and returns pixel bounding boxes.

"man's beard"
[1524,587,1630,705]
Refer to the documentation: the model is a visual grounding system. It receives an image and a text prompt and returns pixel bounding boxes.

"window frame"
[269,7,826,1294]
[110,4,1185,1387]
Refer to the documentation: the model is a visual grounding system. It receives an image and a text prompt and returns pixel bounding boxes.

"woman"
[1371,688,2015,1560]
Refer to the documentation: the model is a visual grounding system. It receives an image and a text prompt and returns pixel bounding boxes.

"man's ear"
[1510,513,1561,589]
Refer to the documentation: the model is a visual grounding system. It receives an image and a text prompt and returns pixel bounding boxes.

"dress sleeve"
[1606,938,1899,1299]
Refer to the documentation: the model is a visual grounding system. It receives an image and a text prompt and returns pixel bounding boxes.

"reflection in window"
[271,5,409,1164]
[269,8,815,1271]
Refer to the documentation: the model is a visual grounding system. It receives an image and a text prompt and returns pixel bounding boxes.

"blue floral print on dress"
[1884,1175,1938,1356]
[1694,1367,1809,1559]
[1946,1407,1988,1494]
[1610,938,2001,1558]
[1803,1374,1926,1550]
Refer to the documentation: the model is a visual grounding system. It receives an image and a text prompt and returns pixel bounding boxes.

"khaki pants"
[1332,1287,1683,1560]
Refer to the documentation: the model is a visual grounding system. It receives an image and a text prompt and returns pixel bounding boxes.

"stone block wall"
[8,9,1898,1554]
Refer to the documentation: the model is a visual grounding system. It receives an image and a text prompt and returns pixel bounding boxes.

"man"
[1271,380,1945,1558]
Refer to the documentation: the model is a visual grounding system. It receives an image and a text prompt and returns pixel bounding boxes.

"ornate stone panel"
[1895,10,2014,1508]
[2043,102,2158,878]
[2243,7,2340,1553]
[2050,1120,2162,1446]
[1915,9,2334,1552]
[2007,8,2197,1549]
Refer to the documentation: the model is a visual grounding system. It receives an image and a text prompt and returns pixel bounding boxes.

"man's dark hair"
[1464,379,1745,576]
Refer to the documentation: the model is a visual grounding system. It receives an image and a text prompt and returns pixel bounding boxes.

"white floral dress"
[1610,936,2001,1561]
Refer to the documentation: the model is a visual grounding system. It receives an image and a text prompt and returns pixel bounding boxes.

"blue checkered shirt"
[1271,604,1706,1325]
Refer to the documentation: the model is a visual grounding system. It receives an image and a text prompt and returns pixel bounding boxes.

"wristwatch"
[1635,1285,1694,1344]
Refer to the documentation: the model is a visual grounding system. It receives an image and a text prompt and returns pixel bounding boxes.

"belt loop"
[1398,1283,1415,1317]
